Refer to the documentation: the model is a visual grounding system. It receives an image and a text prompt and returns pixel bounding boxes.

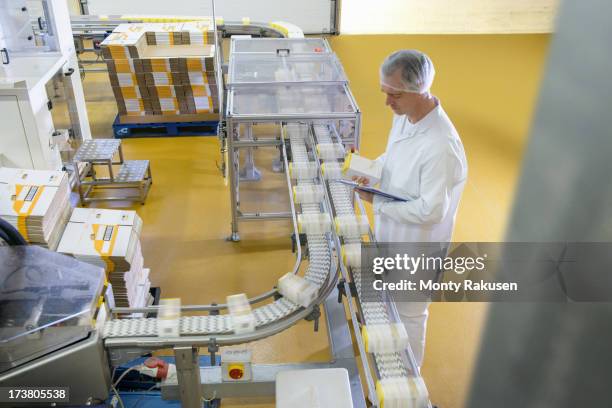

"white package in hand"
[342,153,382,185]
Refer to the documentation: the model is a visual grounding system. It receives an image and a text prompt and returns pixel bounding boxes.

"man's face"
[381,69,420,116]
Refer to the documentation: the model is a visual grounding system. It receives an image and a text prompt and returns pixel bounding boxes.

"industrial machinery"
[0,0,91,173]
[224,37,361,242]
[0,16,429,408]
[0,246,111,403]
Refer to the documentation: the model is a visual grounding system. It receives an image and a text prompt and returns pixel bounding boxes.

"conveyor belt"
[104,128,331,339]
[105,241,328,338]
[312,124,410,379]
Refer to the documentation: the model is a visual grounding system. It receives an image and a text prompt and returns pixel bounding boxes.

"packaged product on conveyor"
[227,293,256,334]
[342,243,362,268]
[334,214,370,238]
[320,162,343,180]
[289,162,319,180]
[292,184,325,204]
[277,272,319,308]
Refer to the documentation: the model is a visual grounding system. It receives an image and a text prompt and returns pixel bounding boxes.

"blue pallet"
[113,115,219,139]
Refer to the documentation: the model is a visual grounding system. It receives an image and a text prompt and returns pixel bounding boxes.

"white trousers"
[395,301,431,368]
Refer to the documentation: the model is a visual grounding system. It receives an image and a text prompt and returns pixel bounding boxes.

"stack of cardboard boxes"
[0,167,72,250]
[57,208,151,309]
[0,164,154,309]
[100,21,219,119]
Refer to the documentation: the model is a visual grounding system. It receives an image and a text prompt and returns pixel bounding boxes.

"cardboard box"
[113,73,137,87]
[169,58,186,72]
[57,208,148,308]
[174,86,185,97]
[106,59,117,73]
[0,167,71,248]
[117,103,127,115]
[132,58,143,72]
[126,111,146,116]
[111,59,135,73]
[139,86,150,99]
[187,71,216,85]
[111,86,123,101]
[118,112,219,124]
[57,208,142,260]
[145,32,156,45]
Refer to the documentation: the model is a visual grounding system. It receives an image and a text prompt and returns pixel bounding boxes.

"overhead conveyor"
[69,15,304,38]
[64,14,307,73]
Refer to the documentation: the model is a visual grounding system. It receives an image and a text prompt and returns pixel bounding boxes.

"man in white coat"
[356,50,468,367]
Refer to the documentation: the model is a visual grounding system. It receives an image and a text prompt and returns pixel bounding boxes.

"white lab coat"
[373,104,467,243]
[373,103,467,367]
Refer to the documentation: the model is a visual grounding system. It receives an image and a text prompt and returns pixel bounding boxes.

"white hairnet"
[380,50,436,94]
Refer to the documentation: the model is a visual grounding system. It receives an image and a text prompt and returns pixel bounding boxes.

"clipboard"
[337,180,410,202]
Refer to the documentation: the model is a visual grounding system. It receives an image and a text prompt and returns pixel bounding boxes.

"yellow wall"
[329,34,550,242]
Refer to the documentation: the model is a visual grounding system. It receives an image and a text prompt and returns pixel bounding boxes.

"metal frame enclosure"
[224,37,361,241]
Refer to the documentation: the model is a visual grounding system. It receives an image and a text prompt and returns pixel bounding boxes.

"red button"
[229,368,244,379]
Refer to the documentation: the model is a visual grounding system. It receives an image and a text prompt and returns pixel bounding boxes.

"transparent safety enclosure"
[228,53,347,86]
[231,37,331,55]
[229,84,358,118]
[0,246,105,373]
[224,37,360,240]
[0,0,60,54]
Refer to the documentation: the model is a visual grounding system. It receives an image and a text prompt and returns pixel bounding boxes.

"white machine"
[0,0,91,171]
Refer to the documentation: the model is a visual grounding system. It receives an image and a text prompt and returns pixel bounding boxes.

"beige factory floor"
[82,33,550,407]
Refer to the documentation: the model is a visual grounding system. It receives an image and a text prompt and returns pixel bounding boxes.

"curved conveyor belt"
[103,128,336,345]
[103,122,427,405]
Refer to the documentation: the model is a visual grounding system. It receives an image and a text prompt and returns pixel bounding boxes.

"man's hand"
[352,176,373,202]
[352,176,371,186]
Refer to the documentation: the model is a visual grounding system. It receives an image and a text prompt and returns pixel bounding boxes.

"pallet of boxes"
[57,208,152,311]
[100,21,219,124]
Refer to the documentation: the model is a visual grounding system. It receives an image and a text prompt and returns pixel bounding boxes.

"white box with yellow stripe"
[0,167,71,249]
[57,208,143,269]
[342,152,382,185]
